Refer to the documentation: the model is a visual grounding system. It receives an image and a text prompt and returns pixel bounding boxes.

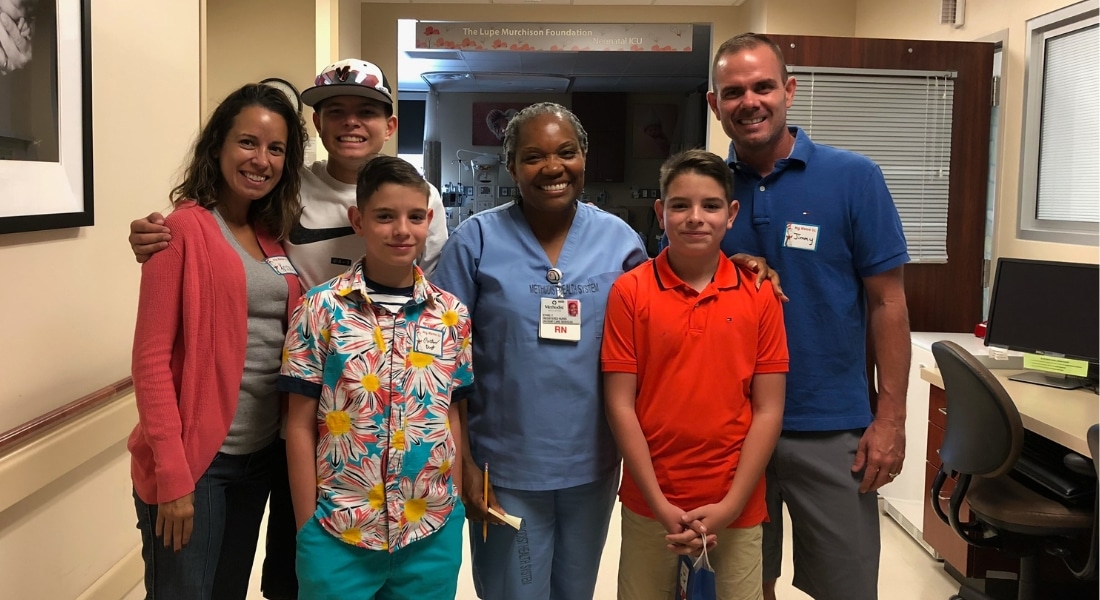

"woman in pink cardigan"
[128,83,306,600]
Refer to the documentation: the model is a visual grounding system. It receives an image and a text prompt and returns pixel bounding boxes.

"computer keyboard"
[1010,431,1096,506]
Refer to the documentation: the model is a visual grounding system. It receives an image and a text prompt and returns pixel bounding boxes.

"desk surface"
[921,367,1098,456]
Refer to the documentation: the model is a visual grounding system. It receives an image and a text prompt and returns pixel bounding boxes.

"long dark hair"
[170,83,306,240]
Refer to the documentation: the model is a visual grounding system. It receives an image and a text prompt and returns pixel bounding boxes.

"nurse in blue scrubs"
[432,102,648,600]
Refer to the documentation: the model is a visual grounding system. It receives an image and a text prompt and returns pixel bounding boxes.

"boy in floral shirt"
[278,156,473,599]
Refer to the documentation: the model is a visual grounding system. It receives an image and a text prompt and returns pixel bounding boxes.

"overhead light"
[406,50,463,60]
[423,72,470,82]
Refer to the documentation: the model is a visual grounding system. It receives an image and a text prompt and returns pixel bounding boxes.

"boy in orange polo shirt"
[602,149,788,600]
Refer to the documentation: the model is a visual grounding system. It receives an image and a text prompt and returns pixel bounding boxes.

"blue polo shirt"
[722,127,909,432]
[432,202,648,490]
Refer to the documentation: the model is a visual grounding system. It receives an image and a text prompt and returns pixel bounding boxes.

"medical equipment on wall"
[448,150,503,229]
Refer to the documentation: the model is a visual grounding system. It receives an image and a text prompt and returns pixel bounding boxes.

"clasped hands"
[656,499,739,557]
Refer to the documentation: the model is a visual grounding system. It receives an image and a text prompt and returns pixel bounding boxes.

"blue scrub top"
[433,201,648,490]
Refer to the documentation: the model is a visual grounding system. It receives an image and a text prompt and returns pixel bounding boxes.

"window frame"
[1017,0,1100,246]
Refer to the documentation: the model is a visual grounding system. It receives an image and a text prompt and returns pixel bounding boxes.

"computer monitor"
[985,258,1099,389]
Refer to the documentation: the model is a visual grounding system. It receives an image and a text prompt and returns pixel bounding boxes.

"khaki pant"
[617,506,764,600]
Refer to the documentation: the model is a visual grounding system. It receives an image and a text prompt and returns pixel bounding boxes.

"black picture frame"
[0,0,93,235]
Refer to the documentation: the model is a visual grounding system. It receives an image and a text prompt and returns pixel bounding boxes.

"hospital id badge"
[539,297,581,342]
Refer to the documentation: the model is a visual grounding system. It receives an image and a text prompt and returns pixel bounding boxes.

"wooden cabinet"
[571,92,626,183]
[922,384,1018,577]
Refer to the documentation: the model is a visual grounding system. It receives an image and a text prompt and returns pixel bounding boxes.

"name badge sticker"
[414,326,445,357]
[783,222,819,251]
[539,297,582,342]
[266,256,298,276]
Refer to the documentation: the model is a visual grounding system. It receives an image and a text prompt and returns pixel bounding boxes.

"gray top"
[213,209,285,455]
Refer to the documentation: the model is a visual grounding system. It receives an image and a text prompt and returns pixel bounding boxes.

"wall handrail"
[0,377,134,455]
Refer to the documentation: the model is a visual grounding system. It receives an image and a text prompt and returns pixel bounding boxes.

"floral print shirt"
[278,260,473,552]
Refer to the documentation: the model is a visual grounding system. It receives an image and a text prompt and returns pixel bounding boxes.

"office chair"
[929,341,1097,600]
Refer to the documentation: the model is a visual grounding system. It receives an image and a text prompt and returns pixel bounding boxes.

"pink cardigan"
[128,201,302,504]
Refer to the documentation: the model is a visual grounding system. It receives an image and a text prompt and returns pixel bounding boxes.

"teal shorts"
[295,502,465,600]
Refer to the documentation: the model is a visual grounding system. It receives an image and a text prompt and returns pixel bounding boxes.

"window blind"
[1036,24,1099,223]
[788,69,955,263]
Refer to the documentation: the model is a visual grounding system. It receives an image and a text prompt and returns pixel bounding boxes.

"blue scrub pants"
[469,474,618,600]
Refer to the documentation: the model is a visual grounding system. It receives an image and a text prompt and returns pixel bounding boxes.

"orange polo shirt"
[601,249,788,527]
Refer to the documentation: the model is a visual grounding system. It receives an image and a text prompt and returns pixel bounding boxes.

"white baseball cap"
[300,59,393,108]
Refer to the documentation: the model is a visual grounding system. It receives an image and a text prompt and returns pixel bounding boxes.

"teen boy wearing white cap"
[289,59,448,283]
[130,59,448,285]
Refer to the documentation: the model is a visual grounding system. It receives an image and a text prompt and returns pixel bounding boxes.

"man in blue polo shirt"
[707,33,912,600]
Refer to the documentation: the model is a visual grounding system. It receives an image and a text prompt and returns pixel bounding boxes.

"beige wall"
[760,0,858,35]
[206,0,316,125]
[854,0,1099,264]
[0,0,200,597]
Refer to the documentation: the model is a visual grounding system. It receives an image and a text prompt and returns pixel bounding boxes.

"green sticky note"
[1022,353,1089,377]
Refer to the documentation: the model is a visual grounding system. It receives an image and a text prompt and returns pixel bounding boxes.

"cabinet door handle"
[938,494,950,502]
[938,407,947,416]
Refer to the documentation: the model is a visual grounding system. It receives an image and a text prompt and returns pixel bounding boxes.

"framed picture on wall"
[0,0,93,235]
[471,101,528,147]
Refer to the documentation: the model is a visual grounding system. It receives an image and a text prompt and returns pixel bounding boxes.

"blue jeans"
[134,441,276,600]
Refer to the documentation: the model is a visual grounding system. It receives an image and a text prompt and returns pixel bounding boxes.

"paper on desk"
[488,507,523,530]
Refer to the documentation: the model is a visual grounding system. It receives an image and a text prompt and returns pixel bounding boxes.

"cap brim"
[300,84,393,108]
